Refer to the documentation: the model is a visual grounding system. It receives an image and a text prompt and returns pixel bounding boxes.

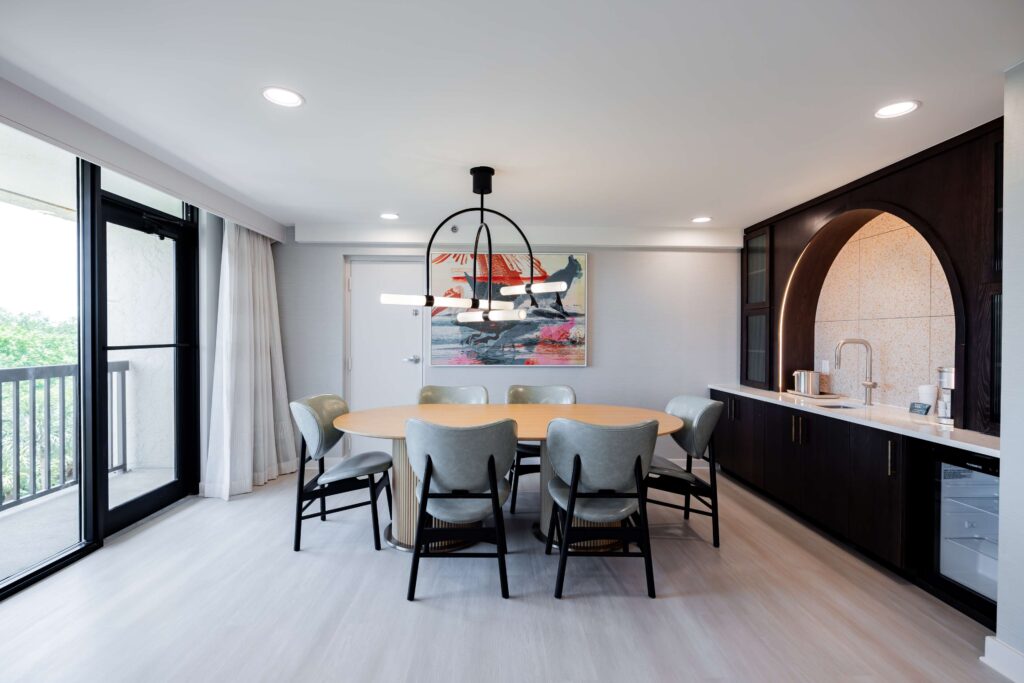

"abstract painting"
[430,252,587,366]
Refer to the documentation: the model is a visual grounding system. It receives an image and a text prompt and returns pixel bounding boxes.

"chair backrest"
[506,384,576,405]
[405,419,517,492]
[546,419,658,492]
[664,395,725,459]
[289,394,349,460]
[418,385,489,405]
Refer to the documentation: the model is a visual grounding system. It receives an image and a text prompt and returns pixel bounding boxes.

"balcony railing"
[0,361,129,510]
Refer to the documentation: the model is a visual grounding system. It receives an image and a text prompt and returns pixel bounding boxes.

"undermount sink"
[821,403,861,409]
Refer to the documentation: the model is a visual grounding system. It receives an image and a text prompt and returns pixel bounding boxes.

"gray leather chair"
[506,384,576,513]
[544,418,659,598]
[418,385,489,404]
[405,419,517,600]
[289,395,392,551]
[646,395,725,547]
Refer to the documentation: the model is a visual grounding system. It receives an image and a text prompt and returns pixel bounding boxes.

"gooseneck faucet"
[834,338,878,406]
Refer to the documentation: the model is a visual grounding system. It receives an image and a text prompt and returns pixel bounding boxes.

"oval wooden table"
[333,404,684,551]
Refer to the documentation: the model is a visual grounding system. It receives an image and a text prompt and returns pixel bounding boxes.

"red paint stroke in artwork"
[431,286,465,316]
[446,352,477,365]
[433,253,548,284]
[538,321,574,343]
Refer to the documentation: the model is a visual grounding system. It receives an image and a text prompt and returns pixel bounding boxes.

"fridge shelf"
[945,536,999,561]
[945,496,999,516]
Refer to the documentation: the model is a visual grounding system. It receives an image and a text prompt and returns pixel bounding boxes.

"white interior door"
[347,260,423,455]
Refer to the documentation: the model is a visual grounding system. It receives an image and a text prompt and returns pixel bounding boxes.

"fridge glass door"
[939,463,998,601]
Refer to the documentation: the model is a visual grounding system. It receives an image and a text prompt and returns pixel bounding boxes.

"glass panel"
[102,169,184,218]
[746,312,768,384]
[0,122,81,582]
[107,348,176,508]
[939,463,998,601]
[746,233,768,305]
[106,223,176,347]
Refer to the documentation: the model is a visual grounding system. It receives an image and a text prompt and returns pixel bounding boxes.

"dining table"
[333,403,684,551]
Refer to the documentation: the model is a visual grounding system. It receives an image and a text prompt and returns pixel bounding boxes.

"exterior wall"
[814,213,955,406]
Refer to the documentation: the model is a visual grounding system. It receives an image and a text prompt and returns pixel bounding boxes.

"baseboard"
[983,636,1024,682]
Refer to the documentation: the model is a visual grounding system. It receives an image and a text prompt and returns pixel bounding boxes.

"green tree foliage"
[0,308,77,368]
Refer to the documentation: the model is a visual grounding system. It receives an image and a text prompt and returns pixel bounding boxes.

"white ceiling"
[2,0,1023,236]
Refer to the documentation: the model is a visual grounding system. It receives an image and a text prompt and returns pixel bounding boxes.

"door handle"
[402,355,421,364]
[887,440,894,477]
[791,415,796,444]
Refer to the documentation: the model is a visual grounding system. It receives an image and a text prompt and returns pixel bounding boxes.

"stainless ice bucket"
[792,370,821,395]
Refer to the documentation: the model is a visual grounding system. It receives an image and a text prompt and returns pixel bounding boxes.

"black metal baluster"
[12,380,20,501]
[29,379,37,496]
[45,378,52,491]
[59,375,66,486]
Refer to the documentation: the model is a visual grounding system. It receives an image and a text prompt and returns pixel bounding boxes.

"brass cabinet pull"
[887,440,894,477]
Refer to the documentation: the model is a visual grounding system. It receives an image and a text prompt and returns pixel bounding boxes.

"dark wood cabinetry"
[740,227,772,389]
[739,119,1003,434]
[709,390,763,487]
[847,425,905,567]
[714,393,907,568]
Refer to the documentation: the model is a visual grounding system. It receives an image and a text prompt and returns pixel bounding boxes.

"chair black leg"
[367,474,381,551]
[488,459,509,599]
[621,519,630,553]
[407,460,432,601]
[545,500,558,555]
[638,492,656,599]
[509,457,521,514]
[293,447,307,552]
[318,459,327,521]
[554,508,572,599]
[683,455,693,520]
[709,460,721,549]
[384,472,393,519]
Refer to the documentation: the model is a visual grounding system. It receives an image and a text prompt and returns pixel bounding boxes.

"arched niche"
[777,205,966,418]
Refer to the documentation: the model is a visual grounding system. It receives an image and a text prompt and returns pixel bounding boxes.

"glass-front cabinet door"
[741,226,772,389]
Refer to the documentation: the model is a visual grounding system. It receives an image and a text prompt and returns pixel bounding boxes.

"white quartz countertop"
[707,384,1000,459]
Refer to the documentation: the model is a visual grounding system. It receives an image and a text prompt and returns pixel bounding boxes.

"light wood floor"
[0,469,1004,682]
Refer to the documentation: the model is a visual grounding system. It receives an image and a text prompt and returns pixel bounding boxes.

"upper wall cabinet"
[741,225,772,389]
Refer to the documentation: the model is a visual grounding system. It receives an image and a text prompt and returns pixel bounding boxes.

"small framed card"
[909,402,931,415]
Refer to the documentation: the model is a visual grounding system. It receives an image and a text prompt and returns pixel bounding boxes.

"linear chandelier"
[379,166,567,322]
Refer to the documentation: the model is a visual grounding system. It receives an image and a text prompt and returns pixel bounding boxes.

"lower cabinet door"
[732,396,764,487]
[800,413,850,537]
[763,403,801,508]
[848,425,905,567]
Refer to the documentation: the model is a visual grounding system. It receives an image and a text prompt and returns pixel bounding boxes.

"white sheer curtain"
[204,223,296,499]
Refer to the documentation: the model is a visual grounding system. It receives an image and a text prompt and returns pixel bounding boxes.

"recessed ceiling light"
[262,86,304,107]
[691,216,712,224]
[380,212,400,220]
[874,100,919,119]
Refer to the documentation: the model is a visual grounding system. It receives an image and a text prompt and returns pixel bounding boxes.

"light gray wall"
[421,250,739,410]
[273,240,347,402]
[273,240,741,459]
[993,61,1024,674]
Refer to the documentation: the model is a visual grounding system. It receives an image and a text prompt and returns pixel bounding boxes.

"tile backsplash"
[814,213,955,407]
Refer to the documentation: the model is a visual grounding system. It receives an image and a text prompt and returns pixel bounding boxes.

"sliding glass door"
[0,123,83,585]
[0,124,200,598]
[98,176,199,535]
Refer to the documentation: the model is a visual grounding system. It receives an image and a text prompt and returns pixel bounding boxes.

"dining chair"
[645,395,725,547]
[405,419,517,600]
[506,384,576,513]
[289,395,393,551]
[418,385,489,404]
[544,418,659,598]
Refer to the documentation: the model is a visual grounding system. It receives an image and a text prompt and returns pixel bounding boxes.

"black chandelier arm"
[422,206,536,298]
[470,221,493,303]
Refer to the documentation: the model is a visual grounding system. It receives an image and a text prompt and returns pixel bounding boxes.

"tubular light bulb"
[499,281,568,296]
[457,309,527,323]
[380,293,429,306]
[380,293,515,310]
